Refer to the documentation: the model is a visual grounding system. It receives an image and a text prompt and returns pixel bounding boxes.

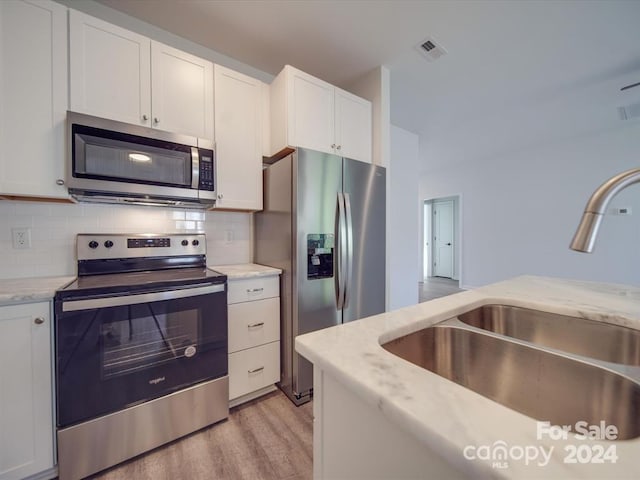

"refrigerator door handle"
[336,192,347,310]
[343,192,354,309]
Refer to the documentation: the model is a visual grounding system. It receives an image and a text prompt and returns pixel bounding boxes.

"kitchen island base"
[313,366,466,479]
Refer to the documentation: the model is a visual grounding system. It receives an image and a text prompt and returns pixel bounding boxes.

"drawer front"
[228,297,280,354]
[227,276,279,304]
[228,341,280,400]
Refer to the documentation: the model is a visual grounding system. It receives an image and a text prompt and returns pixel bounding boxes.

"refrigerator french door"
[255,147,386,405]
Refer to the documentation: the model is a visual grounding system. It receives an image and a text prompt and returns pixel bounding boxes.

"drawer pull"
[248,366,265,374]
[248,322,265,328]
[247,288,264,293]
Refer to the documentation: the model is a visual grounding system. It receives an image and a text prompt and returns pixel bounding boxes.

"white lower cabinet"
[0,302,54,480]
[226,275,280,405]
[229,341,280,401]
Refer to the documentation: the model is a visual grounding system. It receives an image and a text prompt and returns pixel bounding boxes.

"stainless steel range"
[54,233,228,480]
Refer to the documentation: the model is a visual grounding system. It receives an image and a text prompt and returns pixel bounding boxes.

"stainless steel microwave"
[66,112,216,208]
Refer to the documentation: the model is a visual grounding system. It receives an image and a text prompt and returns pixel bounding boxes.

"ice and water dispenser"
[307,234,334,279]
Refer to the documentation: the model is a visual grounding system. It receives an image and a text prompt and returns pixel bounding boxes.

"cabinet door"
[287,67,335,155]
[151,41,213,140]
[69,9,151,127]
[214,64,263,210]
[0,0,68,198]
[228,341,280,400]
[334,88,372,163]
[0,302,53,480]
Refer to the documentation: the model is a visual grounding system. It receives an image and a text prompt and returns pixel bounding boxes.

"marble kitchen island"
[296,276,640,479]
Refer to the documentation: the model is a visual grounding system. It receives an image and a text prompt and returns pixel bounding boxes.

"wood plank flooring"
[419,277,464,302]
[91,390,313,480]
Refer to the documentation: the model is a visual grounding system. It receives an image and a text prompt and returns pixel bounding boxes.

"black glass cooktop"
[57,267,226,300]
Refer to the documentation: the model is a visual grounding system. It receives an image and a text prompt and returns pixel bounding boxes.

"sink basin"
[457,305,640,365]
[382,325,640,440]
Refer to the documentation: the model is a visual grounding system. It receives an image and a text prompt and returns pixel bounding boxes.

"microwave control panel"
[199,150,214,191]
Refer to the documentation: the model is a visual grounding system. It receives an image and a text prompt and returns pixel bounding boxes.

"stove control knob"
[192,239,199,246]
[181,239,189,246]
[89,241,99,249]
[104,240,114,248]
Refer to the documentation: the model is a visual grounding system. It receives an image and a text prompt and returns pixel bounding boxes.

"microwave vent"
[417,36,447,62]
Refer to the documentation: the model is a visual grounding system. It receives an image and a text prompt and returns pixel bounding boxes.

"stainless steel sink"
[382,324,640,440]
[457,305,640,365]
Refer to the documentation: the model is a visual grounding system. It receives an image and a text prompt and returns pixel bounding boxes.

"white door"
[151,41,214,140]
[0,0,68,199]
[432,200,454,278]
[288,67,335,155]
[213,64,263,210]
[69,10,151,126]
[334,87,372,163]
[0,302,53,480]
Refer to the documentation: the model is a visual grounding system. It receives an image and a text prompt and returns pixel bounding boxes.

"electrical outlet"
[12,227,31,249]
[225,230,234,244]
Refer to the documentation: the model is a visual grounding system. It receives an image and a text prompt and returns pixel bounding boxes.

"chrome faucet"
[570,167,640,252]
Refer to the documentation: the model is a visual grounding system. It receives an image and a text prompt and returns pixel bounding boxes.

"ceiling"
[97,0,640,170]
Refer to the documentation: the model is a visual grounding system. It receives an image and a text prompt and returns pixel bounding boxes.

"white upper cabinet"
[69,10,151,128]
[69,11,213,141]
[151,41,213,140]
[334,87,372,164]
[213,64,263,211]
[0,0,69,199]
[270,65,372,163]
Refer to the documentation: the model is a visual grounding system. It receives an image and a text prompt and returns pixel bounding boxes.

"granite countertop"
[209,263,281,279]
[295,275,640,479]
[0,276,76,306]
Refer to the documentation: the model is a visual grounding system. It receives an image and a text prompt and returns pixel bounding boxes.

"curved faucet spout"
[570,167,640,253]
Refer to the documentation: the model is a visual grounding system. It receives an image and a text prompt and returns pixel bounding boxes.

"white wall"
[421,123,640,288]
[388,125,420,309]
[0,201,251,279]
[347,66,391,169]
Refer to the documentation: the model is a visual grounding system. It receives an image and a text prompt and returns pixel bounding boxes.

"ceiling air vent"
[417,36,447,62]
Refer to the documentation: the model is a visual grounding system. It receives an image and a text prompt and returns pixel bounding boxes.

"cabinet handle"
[217,193,224,200]
[247,288,263,293]
[331,144,336,149]
[34,317,45,325]
[248,366,264,374]
[336,145,341,150]
[153,117,159,124]
[248,322,265,329]
[56,179,65,186]
[142,114,149,121]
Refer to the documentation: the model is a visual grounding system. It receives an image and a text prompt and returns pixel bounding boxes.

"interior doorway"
[423,196,460,281]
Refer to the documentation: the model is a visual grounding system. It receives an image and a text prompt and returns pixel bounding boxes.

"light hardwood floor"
[92,390,313,480]
[419,277,464,302]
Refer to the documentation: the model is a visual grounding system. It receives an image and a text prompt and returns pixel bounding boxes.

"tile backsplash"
[0,201,252,279]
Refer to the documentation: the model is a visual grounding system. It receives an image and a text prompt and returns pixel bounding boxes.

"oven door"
[55,283,227,428]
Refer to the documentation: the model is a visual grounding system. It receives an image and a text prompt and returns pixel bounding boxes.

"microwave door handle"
[191,147,200,189]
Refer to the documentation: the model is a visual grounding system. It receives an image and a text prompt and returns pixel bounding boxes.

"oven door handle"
[61,284,225,312]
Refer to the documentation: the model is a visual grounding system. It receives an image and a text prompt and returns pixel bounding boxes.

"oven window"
[101,306,199,379]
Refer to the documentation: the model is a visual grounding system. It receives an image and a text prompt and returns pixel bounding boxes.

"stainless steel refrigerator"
[254,147,386,405]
